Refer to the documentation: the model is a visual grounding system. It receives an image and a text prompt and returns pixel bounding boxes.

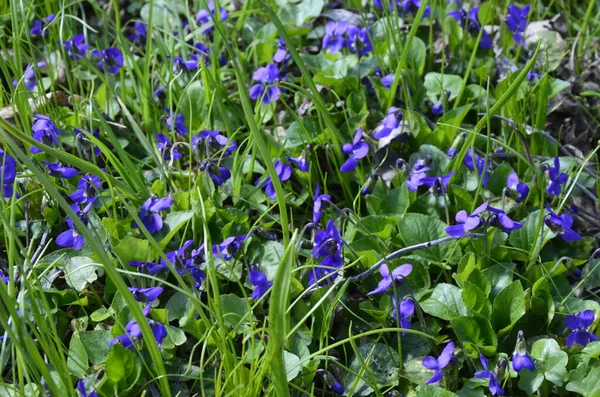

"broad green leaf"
[220,294,254,333]
[113,236,150,266]
[67,334,88,378]
[64,256,103,292]
[166,292,194,326]
[451,315,498,356]
[79,330,113,364]
[454,253,479,287]
[284,118,318,148]
[344,342,400,396]
[567,363,600,396]
[421,283,467,321]
[277,0,324,26]
[179,81,206,130]
[462,281,492,318]
[105,344,142,391]
[531,277,555,324]
[284,351,301,381]
[248,240,283,281]
[483,263,516,299]
[398,214,456,263]
[416,385,459,397]
[407,37,426,76]
[424,72,464,101]
[509,210,555,260]
[380,186,410,218]
[518,338,568,394]
[492,281,525,336]
[409,144,449,176]
[157,210,195,248]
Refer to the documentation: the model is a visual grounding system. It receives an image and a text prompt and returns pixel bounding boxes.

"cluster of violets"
[10,2,595,396]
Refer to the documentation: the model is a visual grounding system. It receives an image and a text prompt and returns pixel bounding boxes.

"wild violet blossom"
[423,342,455,385]
[446,202,488,238]
[367,263,412,295]
[273,36,290,63]
[449,7,492,49]
[0,149,17,198]
[374,107,403,140]
[172,56,199,72]
[475,355,506,396]
[30,14,55,37]
[420,171,456,195]
[392,296,415,333]
[70,174,102,204]
[31,114,61,154]
[322,21,350,54]
[487,207,523,233]
[56,204,90,250]
[110,305,168,349]
[347,26,373,57]
[132,197,174,234]
[164,109,187,137]
[545,207,582,243]
[42,161,78,179]
[565,310,598,347]
[129,287,164,303]
[249,64,281,104]
[200,160,231,186]
[287,152,310,172]
[156,134,182,161]
[248,265,273,299]
[340,128,369,172]
[405,159,431,192]
[91,48,123,74]
[59,35,89,59]
[464,148,490,187]
[255,160,292,199]
[193,130,237,155]
[309,220,344,286]
[76,380,98,397]
[512,330,535,372]
[381,73,395,90]
[545,157,568,197]
[506,172,529,203]
[196,0,229,34]
[213,234,249,261]
[75,128,101,156]
[129,21,148,43]
[506,4,530,45]
[313,184,331,224]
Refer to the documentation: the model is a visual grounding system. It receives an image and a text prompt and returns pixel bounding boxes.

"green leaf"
[179,81,206,130]
[380,186,410,218]
[567,363,600,396]
[519,338,568,394]
[220,294,254,333]
[407,37,426,76]
[416,385,459,397]
[90,307,115,322]
[509,210,555,260]
[248,240,283,281]
[398,214,456,263]
[79,330,113,364]
[353,215,396,239]
[421,283,467,321]
[113,236,149,266]
[462,280,492,318]
[105,344,142,391]
[424,73,464,101]
[344,342,400,396]
[451,315,498,356]
[64,256,103,292]
[531,277,555,324]
[157,210,195,248]
[67,334,88,378]
[483,263,516,299]
[409,145,449,176]
[454,253,479,287]
[284,118,318,148]
[284,351,301,381]
[277,0,324,26]
[492,281,526,336]
[166,292,194,326]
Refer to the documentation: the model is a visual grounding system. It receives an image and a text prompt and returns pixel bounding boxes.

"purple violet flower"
[132,197,174,234]
[545,207,582,243]
[487,207,523,233]
[506,4,530,45]
[423,342,455,385]
[0,149,17,198]
[512,330,535,372]
[129,287,164,303]
[249,64,281,104]
[446,202,489,238]
[75,128,102,156]
[273,36,290,63]
[156,134,182,161]
[405,159,431,192]
[374,107,403,140]
[381,74,395,90]
[213,234,249,261]
[171,56,199,72]
[367,263,412,295]
[545,157,568,197]
[31,114,61,154]
[56,204,90,250]
[192,130,237,155]
[506,172,529,203]
[200,160,231,186]
[309,220,344,286]
[565,310,598,347]
[248,265,273,299]
[129,21,148,43]
[340,128,369,172]
[42,161,78,179]
[392,294,414,335]
[164,109,187,137]
[313,184,331,224]
[91,48,123,74]
[30,14,55,37]
[196,0,229,34]
[420,171,456,195]
[59,35,89,59]
[474,354,505,396]
[322,21,349,54]
[70,174,102,204]
[347,26,373,57]
[76,380,98,397]
[255,160,292,199]
[464,148,490,187]
[467,7,493,49]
